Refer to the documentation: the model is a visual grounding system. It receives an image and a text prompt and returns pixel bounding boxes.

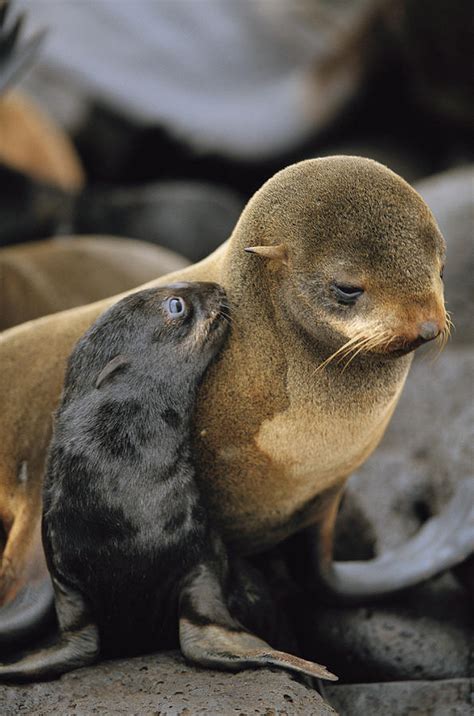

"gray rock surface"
[0,651,335,716]
[301,573,471,682]
[415,165,474,344]
[325,678,472,716]
[340,345,473,554]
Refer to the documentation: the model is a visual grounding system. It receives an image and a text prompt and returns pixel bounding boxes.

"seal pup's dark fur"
[0,282,335,683]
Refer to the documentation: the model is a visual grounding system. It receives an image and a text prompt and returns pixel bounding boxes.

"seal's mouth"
[315,318,451,371]
[384,336,427,356]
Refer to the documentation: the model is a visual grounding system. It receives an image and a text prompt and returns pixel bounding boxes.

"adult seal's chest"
[194,341,411,553]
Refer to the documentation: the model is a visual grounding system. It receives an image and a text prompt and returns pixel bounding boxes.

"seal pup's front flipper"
[0,576,99,682]
[311,477,474,602]
[178,562,337,681]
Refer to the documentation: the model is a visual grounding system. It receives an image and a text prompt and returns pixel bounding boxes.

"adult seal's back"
[1,157,473,641]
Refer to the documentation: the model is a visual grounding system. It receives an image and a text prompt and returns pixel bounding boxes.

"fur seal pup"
[1,157,473,640]
[0,283,335,682]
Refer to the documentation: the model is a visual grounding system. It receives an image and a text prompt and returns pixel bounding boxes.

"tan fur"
[0,236,189,330]
[0,157,446,602]
[0,91,84,190]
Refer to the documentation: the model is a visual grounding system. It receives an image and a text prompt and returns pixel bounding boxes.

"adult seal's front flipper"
[0,516,54,651]
[178,562,337,681]
[310,478,474,603]
[0,578,54,650]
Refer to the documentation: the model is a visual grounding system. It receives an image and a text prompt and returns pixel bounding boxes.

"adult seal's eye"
[332,283,364,305]
[165,297,186,317]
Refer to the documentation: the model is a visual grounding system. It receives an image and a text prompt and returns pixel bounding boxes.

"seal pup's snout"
[191,282,230,322]
[181,283,231,352]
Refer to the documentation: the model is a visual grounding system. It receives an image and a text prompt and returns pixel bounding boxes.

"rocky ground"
[1,166,472,714]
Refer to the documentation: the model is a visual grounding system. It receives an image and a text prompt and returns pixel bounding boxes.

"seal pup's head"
[237,156,448,368]
[64,282,230,401]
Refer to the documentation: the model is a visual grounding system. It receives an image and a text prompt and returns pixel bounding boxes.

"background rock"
[299,573,471,683]
[325,678,472,716]
[74,182,244,263]
[416,165,474,344]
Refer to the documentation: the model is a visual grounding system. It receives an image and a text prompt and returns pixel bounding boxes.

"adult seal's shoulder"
[1,157,473,642]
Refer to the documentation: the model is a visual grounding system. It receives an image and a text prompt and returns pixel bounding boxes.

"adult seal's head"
[231,157,447,364]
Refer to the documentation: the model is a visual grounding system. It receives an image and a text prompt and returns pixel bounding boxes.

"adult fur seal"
[1,157,473,641]
[0,283,335,682]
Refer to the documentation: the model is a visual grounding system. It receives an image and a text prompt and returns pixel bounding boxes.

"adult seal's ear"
[244,244,288,264]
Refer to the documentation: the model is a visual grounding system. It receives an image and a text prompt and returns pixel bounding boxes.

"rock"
[320,140,429,184]
[0,651,335,716]
[325,678,472,716]
[340,345,473,552]
[299,573,470,683]
[0,163,75,247]
[415,165,474,344]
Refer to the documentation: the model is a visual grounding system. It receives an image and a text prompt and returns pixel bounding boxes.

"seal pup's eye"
[165,297,186,318]
[332,284,364,305]
[440,265,444,280]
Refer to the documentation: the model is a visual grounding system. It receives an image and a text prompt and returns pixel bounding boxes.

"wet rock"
[325,678,472,716]
[0,651,335,716]
[333,491,377,562]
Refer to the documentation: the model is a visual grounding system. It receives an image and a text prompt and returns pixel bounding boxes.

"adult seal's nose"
[419,321,440,341]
